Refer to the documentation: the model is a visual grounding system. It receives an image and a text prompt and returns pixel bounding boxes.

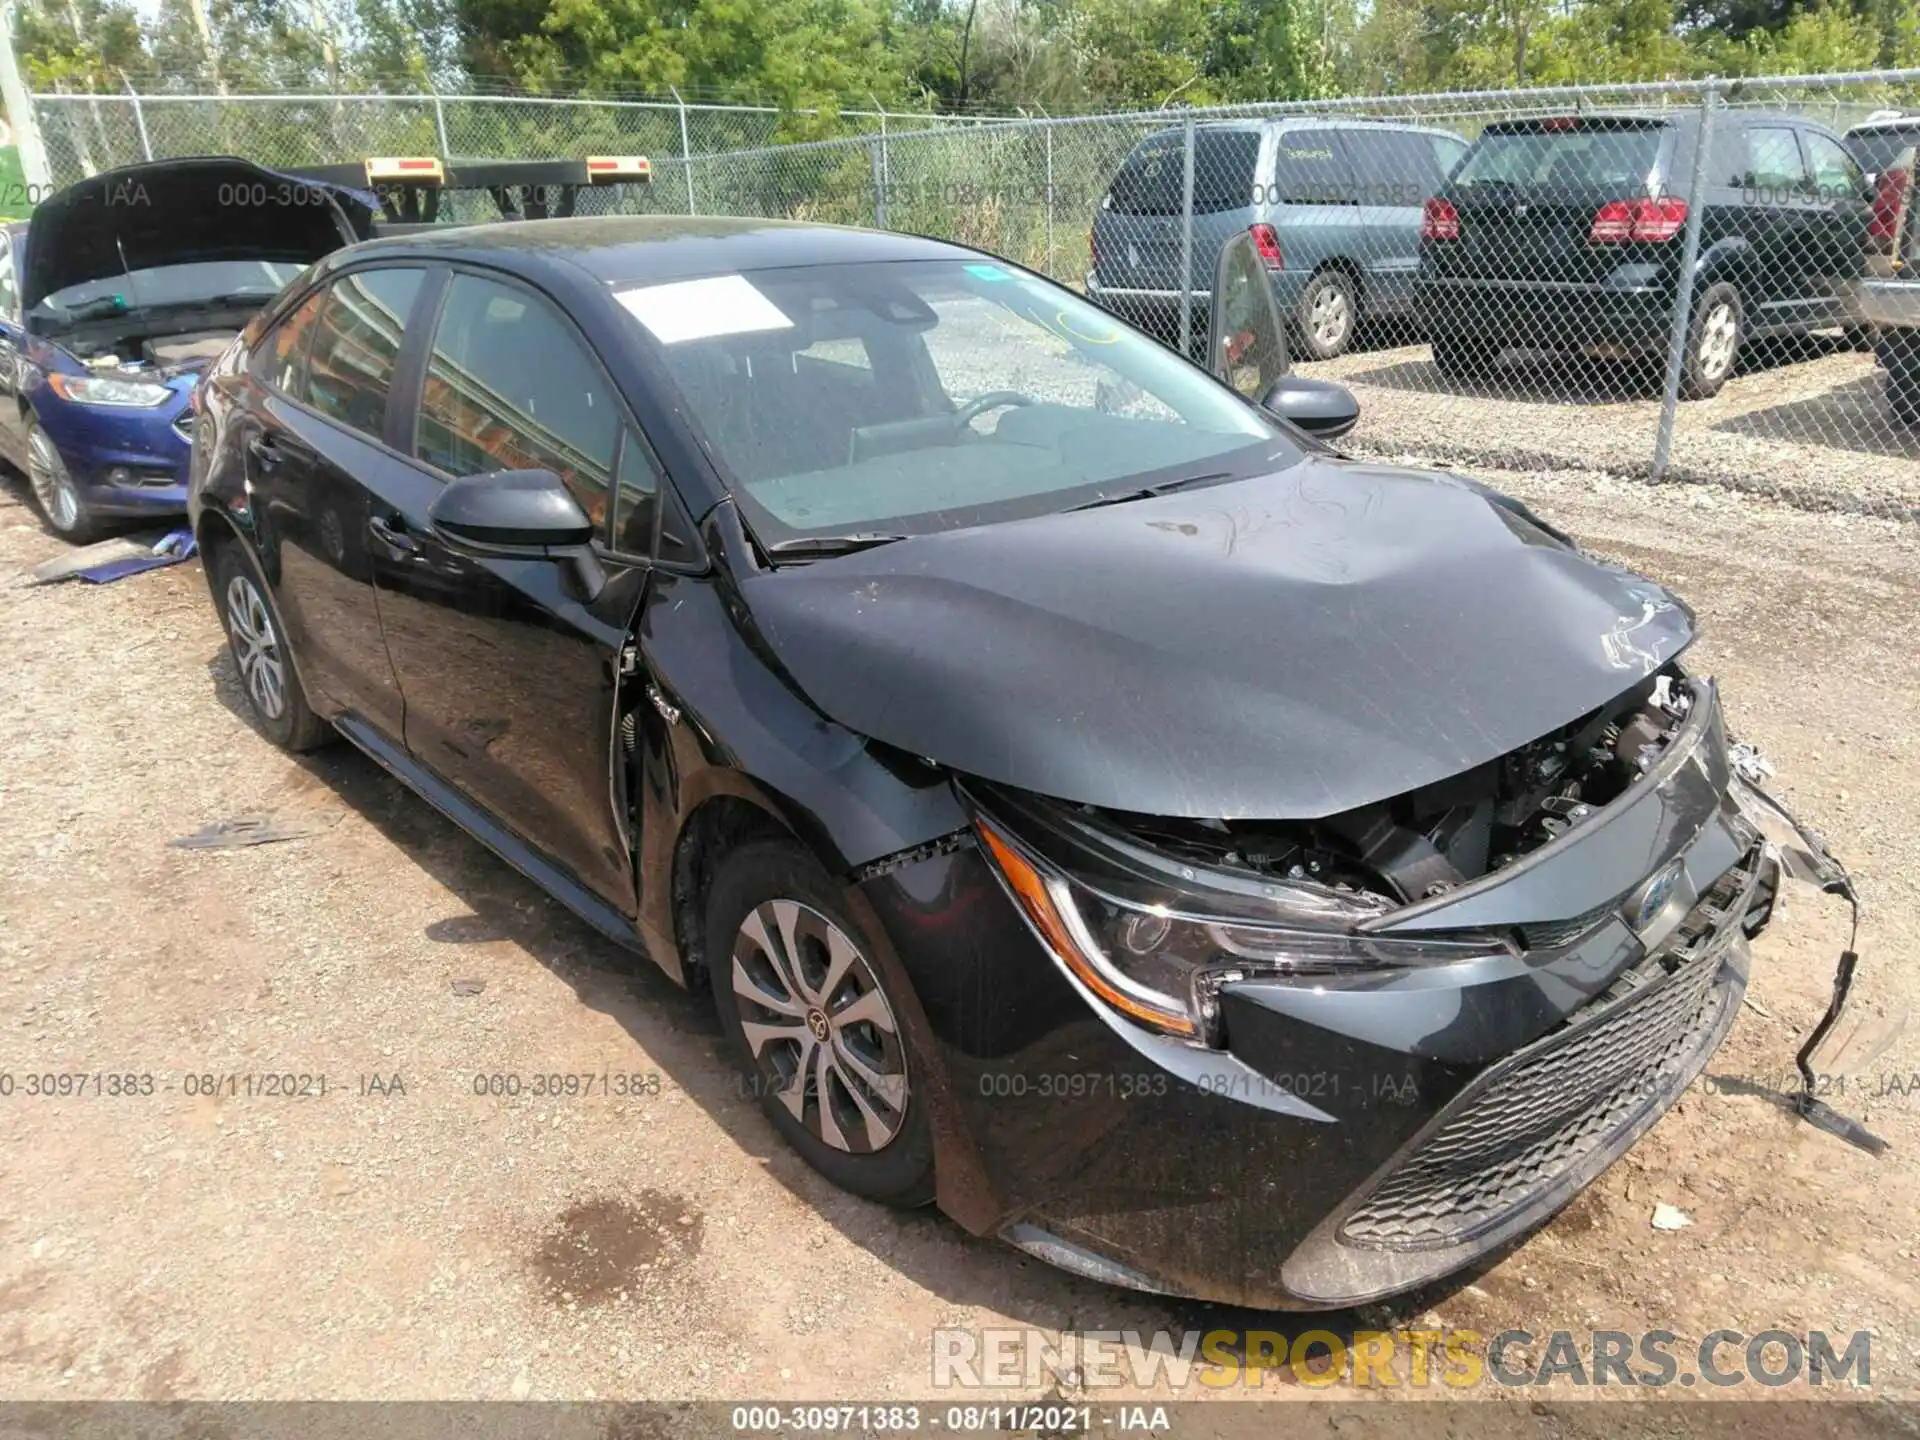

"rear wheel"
[1883,331,1920,426]
[1431,333,1495,381]
[25,420,99,544]
[211,541,333,752]
[1295,269,1358,361]
[1681,282,1743,400]
[708,839,935,1207]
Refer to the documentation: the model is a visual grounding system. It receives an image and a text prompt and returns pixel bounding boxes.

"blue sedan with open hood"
[5,156,368,541]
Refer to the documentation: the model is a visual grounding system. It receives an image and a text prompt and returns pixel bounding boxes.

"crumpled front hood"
[739,457,1695,820]
[23,156,373,315]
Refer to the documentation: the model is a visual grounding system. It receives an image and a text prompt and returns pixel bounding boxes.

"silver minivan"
[1088,118,1468,359]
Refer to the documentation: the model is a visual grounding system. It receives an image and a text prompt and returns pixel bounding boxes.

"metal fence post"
[1179,110,1196,357]
[1042,108,1055,277]
[870,137,888,228]
[124,78,154,161]
[672,86,697,216]
[428,86,450,158]
[1652,81,1719,480]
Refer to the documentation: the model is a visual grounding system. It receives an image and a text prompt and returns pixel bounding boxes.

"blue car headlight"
[48,374,175,408]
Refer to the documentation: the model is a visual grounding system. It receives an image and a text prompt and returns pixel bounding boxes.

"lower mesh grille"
[1338,860,1754,1252]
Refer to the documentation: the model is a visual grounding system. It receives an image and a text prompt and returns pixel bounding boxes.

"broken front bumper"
[858,679,1848,1309]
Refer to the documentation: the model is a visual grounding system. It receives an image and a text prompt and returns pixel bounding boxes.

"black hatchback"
[1416,111,1872,397]
[189,215,1850,1309]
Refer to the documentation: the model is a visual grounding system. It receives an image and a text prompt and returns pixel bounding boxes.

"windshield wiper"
[1063,471,1235,513]
[765,532,910,561]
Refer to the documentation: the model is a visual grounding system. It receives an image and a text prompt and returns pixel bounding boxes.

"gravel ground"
[0,460,1916,1415]
[1305,333,1920,520]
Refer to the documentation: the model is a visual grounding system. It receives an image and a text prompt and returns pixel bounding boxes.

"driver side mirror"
[1259,376,1360,441]
[428,468,606,600]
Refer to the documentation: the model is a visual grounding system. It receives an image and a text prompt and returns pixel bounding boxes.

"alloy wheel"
[731,899,908,1154]
[225,573,288,721]
[1697,301,1739,382]
[26,430,81,533]
[1308,280,1353,351]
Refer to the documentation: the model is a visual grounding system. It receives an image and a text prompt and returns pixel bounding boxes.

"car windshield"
[35,259,305,318]
[1454,125,1664,192]
[617,259,1292,546]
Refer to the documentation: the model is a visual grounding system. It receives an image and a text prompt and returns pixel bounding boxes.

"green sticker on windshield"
[964,263,1011,281]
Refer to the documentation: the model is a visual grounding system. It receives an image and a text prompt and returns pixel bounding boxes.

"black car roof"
[341,215,973,287]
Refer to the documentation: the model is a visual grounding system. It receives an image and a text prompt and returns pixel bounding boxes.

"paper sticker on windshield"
[964,262,1011,281]
[614,275,793,344]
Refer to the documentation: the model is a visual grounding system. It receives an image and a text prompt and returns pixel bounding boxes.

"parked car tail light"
[1590,197,1688,243]
[1870,166,1910,252]
[1422,197,1461,241]
[1249,223,1284,269]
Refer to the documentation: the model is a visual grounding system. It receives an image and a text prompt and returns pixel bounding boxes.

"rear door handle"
[368,513,420,554]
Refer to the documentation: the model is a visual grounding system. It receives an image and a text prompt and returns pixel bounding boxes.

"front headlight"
[48,373,175,407]
[977,820,1514,1044]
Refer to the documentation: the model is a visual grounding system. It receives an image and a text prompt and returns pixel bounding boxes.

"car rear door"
[1336,128,1462,318]
[238,266,428,739]
[369,265,648,911]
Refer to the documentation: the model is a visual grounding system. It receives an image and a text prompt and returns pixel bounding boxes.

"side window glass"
[1747,128,1809,197]
[1804,132,1864,201]
[1708,127,1748,189]
[0,243,17,317]
[305,268,423,439]
[611,426,658,554]
[1271,130,1354,205]
[416,274,619,527]
[257,288,328,399]
[1431,135,1468,185]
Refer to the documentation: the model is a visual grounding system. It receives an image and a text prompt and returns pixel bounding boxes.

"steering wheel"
[954,390,1036,428]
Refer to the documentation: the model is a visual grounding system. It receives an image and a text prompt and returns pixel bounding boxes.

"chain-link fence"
[28,72,1920,518]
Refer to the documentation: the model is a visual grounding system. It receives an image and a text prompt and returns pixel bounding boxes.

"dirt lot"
[1308,334,1920,520]
[0,461,1916,1417]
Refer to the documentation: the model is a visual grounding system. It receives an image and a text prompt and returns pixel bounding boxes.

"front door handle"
[247,434,283,470]
[368,513,420,554]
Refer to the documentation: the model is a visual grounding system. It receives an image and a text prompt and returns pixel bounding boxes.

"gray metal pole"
[1043,111,1055,276]
[1652,82,1719,479]
[672,86,697,215]
[0,2,52,190]
[429,88,450,158]
[870,138,888,228]
[125,77,153,161]
[1179,111,1196,356]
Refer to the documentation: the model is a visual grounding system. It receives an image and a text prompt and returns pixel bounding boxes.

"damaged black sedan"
[188,216,1865,1310]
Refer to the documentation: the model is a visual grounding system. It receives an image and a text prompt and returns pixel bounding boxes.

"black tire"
[1680,281,1743,400]
[1431,332,1495,381]
[708,838,935,1207]
[24,418,101,544]
[1295,269,1359,361]
[1884,332,1920,427]
[210,540,333,752]
[1843,322,1879,352]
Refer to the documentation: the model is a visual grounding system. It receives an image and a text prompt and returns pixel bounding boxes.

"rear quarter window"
[1269,129,1354,205]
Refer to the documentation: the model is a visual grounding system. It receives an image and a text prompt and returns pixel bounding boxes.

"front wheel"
[25,420,99,543]
[1681,282,1743,400]
[1883,332,1920,426]
[1295,269,1358,361]
[708,839,935,1207]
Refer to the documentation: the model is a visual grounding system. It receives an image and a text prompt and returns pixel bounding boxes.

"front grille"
[1338,858,1757,1252]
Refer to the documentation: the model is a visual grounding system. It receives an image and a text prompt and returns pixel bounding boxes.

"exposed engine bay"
[57,315,248,375]
[1086,667,1696,908]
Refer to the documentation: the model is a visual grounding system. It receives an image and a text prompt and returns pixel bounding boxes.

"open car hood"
[22,156,375,315]
[739,457,1695,820]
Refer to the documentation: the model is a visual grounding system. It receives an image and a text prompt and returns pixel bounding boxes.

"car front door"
[239,266,427,739]
[369,266,648,910]
[1801,128,1873,319]
[1742,124,1819,329]
[0,235,30,471]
